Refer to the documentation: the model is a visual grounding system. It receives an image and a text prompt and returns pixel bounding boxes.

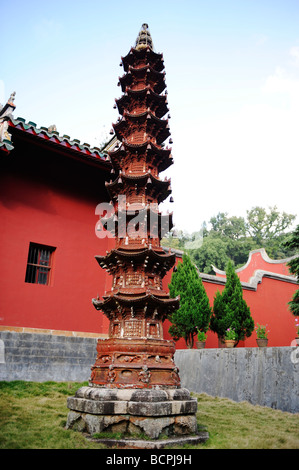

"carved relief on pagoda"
[145,274,162,290]
[127,157,145,174]
[108,318,163,340]
[125,272,143,286]
[123,320,143,337]
[146,321,160,338]
[113,274,124,288]
[117,236,147,249]
[116,353,142,363]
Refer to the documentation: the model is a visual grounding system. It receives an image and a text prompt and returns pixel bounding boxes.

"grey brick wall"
[0,331,97,382]
[175,347,299,413]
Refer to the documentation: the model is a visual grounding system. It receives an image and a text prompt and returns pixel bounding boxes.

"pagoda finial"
[135,23,154,51]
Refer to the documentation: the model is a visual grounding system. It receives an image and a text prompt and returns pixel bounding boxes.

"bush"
[210,261,254,344]
[168,253,211,348]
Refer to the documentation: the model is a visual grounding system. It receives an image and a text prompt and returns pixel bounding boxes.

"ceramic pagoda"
[67,24,208,446]
[90,23,180,389]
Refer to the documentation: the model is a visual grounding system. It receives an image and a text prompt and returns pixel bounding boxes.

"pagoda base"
[85,434,209,449]
[90,337,180,389]
[66,386,208,445]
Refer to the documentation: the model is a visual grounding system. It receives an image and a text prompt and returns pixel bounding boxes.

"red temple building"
[0,91,112,338]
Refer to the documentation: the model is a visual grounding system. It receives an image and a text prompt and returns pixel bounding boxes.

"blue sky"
[1,0,299,234]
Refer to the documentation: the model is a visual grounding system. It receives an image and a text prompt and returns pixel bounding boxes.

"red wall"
[215,249,292,282]
[162,256,297,349]
[0,138,111,335]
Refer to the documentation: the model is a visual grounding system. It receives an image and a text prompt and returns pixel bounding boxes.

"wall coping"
[198,269,297,290]
[0,325,108,339]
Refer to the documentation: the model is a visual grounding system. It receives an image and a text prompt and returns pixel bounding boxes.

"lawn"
[0,381,298,449]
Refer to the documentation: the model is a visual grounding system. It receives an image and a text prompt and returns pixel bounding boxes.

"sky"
[1,0,299,235]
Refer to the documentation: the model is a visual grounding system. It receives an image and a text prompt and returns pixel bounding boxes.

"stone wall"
[0,330,97,382]
[1,330,298,413]
[174,347,299,413]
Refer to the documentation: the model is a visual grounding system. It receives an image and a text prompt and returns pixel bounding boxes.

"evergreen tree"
[210,261,254,345]
[283,225,299,316]
[210,289,226,341]
[168,253,212,348]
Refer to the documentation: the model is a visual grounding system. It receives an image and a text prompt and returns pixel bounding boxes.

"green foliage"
[197,331,207,342]
[163,206,297,274]
[168,253,212,348]
[246,206,296,245]
[190,236,231,274]
[210,261,254,344]
[283,224,299,316]
[255,324,269,339]
[224,328,238,340]
[288,292,299,317]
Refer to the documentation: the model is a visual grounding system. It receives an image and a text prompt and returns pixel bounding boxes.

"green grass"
[0,381,298,449]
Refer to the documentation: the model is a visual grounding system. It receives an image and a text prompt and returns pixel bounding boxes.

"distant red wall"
[215,249,292,282]
[162,256,297,349]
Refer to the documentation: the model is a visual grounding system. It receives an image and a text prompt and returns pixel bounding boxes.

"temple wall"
[1,329,298,413]
[0,139,110,336]
[0,330,97,383]
[174,347,299,413]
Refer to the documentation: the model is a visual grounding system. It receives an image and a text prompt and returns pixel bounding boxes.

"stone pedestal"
[66,386,208,448]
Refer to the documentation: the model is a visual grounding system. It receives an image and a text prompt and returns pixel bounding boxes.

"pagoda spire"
[135,23,154,50]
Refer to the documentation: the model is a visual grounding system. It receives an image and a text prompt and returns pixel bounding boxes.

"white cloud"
[263,66,299,103]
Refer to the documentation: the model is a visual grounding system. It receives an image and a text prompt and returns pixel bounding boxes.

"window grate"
[25,243,55,285]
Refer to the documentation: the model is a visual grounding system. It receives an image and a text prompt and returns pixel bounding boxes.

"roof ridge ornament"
[8,91,16,106]
[135,23,154,51]
[0,92,16,144]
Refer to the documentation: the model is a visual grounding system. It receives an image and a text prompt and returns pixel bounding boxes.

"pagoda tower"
[90,23,180,389]
[67,25,208,446]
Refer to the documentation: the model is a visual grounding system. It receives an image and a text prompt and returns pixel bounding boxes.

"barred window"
[25,243,55,286]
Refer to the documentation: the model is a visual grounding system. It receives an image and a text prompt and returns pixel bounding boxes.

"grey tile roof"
[1,116,110,170]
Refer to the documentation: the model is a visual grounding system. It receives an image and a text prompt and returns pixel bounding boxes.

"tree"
[210,289,226,339]
[210,212,247,240]
[246,206,296,245]
[162,207,297,273]
[210,261,254,345]
[283,225,299,316]
[168,253,212,348]
[190,236,230,274]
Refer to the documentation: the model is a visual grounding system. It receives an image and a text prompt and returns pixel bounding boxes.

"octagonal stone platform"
[66,386,208,446]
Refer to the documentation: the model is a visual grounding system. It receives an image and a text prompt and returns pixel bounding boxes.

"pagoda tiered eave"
[115,87,169,118]
[119,66,166,95]
[92,292,179,322]
[108,141,173,173]
[105,172,171,204]
[92,292,179,309]
[112,111,170,144]
[95,247,176,274]
[121,47,164,73]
